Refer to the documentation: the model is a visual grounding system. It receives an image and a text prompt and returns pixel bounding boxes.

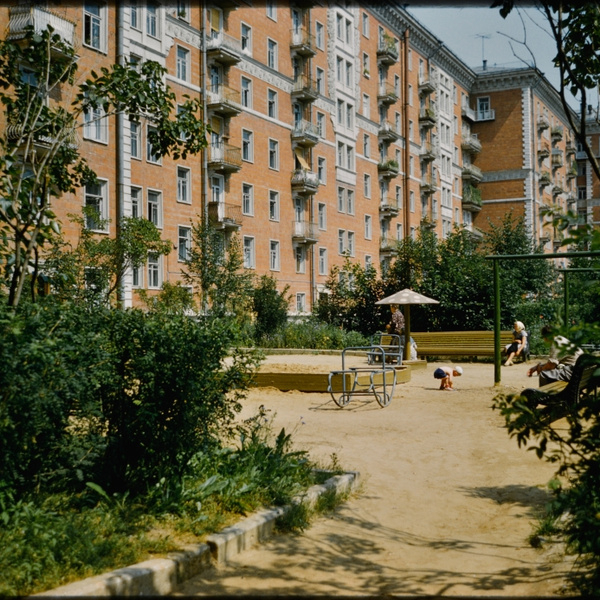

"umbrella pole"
[404,304,411,362]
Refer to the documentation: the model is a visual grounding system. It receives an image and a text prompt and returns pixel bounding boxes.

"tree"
[0,26,206,308]
[493,1,600,180]
[252,274,290,341]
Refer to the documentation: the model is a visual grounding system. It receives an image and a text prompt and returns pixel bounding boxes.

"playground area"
[177,354,574,597]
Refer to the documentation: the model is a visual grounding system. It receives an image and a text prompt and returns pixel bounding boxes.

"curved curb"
[32,472,360,597]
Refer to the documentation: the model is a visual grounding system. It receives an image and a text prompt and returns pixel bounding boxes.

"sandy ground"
[175,355,574,597]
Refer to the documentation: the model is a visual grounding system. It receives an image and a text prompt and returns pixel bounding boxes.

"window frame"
[147,188,163,228]
[177,166,191,204]
[267,38,278,70]
[176,45,190,82]
[242,129,254,162]
[147,252,162,289]
[83,1,106,53]
[269,240,280,271]
[242,182,254,216]
[269,190,280,221]
[241,76,252,108]
[268,138,279,170]
[85,178,109,232]
[243,236,256,269]
[178,225,192,262]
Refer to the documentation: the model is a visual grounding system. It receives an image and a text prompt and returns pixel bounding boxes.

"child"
[433,365,463,391]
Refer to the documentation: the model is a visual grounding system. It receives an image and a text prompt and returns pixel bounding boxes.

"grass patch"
[0,412,348,597]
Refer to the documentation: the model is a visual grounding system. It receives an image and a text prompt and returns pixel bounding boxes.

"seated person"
[527,326,583,386]
[504,321,528,366]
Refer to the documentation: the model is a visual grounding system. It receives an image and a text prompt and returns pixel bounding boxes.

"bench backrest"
[411,331,513,346]
[559,354,600,406]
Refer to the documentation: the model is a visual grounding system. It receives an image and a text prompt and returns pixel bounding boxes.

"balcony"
[539,171,552,185]
[565,140,576,155]
[6,115,79,155]
[461,102,476,122]
[291,168,319,195]
[537,114,550,130]
[208,202,242,231]
[551,126,564,142]
[291,119,319,147]
[291,220,319,244]
[461,163,483,184]
[377,83,398,105]
[551,148,564,168]
[476,108,495,122]
[207,142,242,173]
[379,196,400,217]
[537,144,550,160]
[567,163,577,179]
[291,74,318,102]
[377,159,399,178]
[377,36,399,65]
[378,120,400,142]
[462,185,482,213]
[420,174,437,195]
[420,140,439,162]
[380,236,399,255]
[7,5,76,49]
[419,106,437,128]
[206,84,241,117]
[290,27,316,57]
[206,30,242,66]
[418,71,438,96]
[552,184,564,197]
[461,133,482,155]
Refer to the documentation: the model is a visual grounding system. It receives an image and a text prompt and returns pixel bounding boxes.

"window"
[147,126,161,163]
[242,183,253,215]
[337,187,345,212]
[345,61,352,87]
[317,157,326,183]
[268,139,279,170]
[177,0,189,21]
[241,76,252,108]
[318,247,327,275]
[266,1,276,20]
[316,21,324,49]
[270,240,280,271]
[295,246,306,274]
[147,252,161,289]
[347,231,355,256]
[267,39,278,70]
[269,191,279,221]
[362,12,369,37]
[176,46,189,81]
[363,134,370,158]
[363,52,370,77]
[396,223,403,240]
[84,101,107,143]
[242,129,253,162]
[147,189,162,228]
[318,203,326,230]
[243,236,255,269]
[241,23,252,55]
[146,1,158,38]
[296,293,306,313]
[365,215,372,240]
[477,96,491,119]
[345,18,352,44]
[267,89,277,118]
[131,186,142,218]
[410,190,415,212]
[177,167,191,204]
[347,190,354,215]
[338,229,345,254]
[316,67,324,94]
[132,264,142,288]
[130,121,141,158]
[363,93,370,119]
[84,1,105,51]
[364,174,371,198]
[336,14,343,39]
[178,226,191,261]
[336,56,343,82]
[85,180,108,231]
[130,1,139,30]
[317,112,325,137]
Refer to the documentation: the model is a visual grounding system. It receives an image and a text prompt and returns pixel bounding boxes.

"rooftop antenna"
[475,34,490,69]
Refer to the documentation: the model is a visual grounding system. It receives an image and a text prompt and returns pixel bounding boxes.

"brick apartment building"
[0,1,585,313]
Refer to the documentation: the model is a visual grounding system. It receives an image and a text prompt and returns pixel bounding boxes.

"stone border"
[32,472,360,597]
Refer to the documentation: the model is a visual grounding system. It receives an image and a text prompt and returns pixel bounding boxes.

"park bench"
[410,330,524,360]
[328,345,397,408]
[367,333,403,365]
[518,354,600,422]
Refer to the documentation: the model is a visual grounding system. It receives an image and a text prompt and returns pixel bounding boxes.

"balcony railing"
[462,185,482,212]
[8,5,76,47]
[420,174,437,194]
[461,103,476,122]
[290,27,316,56]
[551,126,564,141]
[378,121,400,142]
[419,106,437,127]
[291,119,319,146]
[419,140,439,162]
[537,145,550,159]
[207,142,242,172]
[461,133,482,154]
[418,71,438,95]
[377,159,399,178]
[291,220,319,243]
[379,196,400,215]
[207,84,241,116]
[380,236,399,254]
[377,36,399,65]
[377,82,398,105]
[291,168,319,194]
[537,114,550,130]
[551,148,564,168]
[208,202,242,229]
[539,171,552,185]
[476,108,496,121]
[291,74,318,101]
[461,163,483,183]
[206,30,242,65]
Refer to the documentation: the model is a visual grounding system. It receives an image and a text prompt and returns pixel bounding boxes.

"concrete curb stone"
[31,471,360,597]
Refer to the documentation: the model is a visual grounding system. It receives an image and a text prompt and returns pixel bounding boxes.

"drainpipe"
[201,8,209,226]
[402,28,410,239]
[116,5,126,308]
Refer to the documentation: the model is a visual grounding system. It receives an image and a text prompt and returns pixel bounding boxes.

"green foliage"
[251,275,290,341]
[0,26,206,308]
[137,281,195,315]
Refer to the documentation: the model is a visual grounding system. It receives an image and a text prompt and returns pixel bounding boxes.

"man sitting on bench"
[527,325,583,386]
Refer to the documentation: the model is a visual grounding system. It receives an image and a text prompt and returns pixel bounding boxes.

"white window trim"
[177,166,192,204]
[268,138,279,171]
[269,240,280,271]
[176,45,190,82]
[84,178,109,233]
[269,190,280,221]
[242,129,254,162]
[83,1,107,53]
[243,236,256,269]
[242,182,254,216]
[147,188,163,229]
[177,225,192,262]
[83,103,108,144]
[130,185,143,218]
[147,252,162,289]
[146,125,162,164]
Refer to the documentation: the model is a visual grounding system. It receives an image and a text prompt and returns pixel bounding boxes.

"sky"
[406,4,586,111]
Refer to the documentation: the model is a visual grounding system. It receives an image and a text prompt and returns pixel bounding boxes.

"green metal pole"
[494,258,501,385]
[563,270,569,325]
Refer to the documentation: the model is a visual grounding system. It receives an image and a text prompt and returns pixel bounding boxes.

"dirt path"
[175,357,573,597]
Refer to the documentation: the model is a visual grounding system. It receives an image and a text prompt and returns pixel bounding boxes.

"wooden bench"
[519,354,600,422]
[411,330,519,360]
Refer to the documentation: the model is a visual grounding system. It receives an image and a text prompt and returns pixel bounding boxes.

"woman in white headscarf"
[504,320,528,366]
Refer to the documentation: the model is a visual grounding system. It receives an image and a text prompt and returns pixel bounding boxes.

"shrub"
[251,275,289,341]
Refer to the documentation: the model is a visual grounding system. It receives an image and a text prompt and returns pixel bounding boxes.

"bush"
[251,275,289,341]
